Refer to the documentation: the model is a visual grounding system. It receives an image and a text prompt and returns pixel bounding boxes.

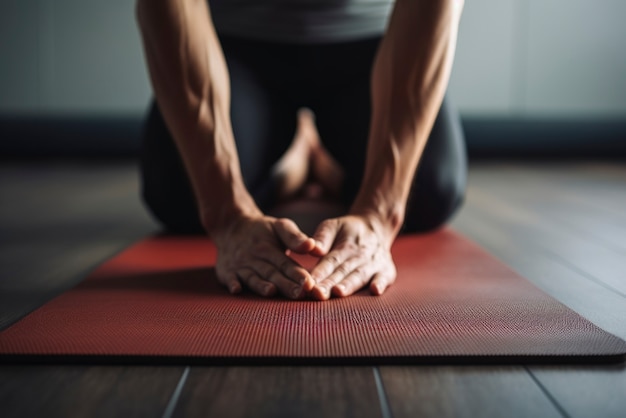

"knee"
[401,171,466,234]
[139,107,204,234]
[141,180,203,234]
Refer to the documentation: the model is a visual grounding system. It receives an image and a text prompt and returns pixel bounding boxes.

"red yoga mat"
[1,230,625,364]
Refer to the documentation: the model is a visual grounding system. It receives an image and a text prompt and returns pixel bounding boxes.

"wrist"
[200,186,262,239]
[350,200,404,244]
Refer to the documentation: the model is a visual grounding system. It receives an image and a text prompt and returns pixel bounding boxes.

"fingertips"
[258,248,312,288]
[310,272,343,300]
[331,282,358,298]
[311,219,338,255]
[311,284,331,301]
[331,266,371,298]
[289,265,313,288]
[228,281,242,294]
[309,242,327,257]
[274,218,316,254]
[331,283,349,298]
[220,273,242,294]
[238,269,277,297]
[301,274,315,292]
[370,273,395,296]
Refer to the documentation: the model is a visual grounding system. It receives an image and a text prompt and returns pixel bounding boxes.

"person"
[136,0,467,301]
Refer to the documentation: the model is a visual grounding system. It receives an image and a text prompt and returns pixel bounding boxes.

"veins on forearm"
[355,0,462,226]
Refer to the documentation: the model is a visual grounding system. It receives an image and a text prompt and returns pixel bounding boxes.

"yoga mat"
[1,230,625,365]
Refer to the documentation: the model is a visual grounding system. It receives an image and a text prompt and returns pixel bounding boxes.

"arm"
[136,0,255,233]
[310,0,463,299]
[353,0,463,239]
[136,0,315,298]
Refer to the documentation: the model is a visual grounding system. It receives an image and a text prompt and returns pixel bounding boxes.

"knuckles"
[275,217,297,231]
[352,266,367,278]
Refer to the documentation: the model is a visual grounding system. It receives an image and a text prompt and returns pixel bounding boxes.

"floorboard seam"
[546,250,626,299]
[161,366,190,418]
[373,367,394,418]
[525,366,571,418]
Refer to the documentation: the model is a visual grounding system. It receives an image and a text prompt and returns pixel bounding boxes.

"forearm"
[136,0,259,235]
[351,0,463,238]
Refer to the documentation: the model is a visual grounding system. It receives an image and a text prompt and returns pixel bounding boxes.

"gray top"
[209,0,395,43]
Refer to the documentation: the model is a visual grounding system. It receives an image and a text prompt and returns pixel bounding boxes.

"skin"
[136,0,463,300]
[272,109,344,201]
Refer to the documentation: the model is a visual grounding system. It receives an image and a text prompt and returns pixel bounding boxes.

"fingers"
[313,264,396,300]
[311,255,358,299]
[311,219,339,256]
[256,242,314,291]
[312,258,375,301]
[217,215,395,300]
[218,272,242,295]
[332,264,376,298]
[236,268,277,297]
[273,218,315,254]
[250,260,307,299]
[369,272,396,296]
[310,245,351,283]
[220,246,315,299]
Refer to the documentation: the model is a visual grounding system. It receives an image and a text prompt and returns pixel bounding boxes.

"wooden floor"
[1,161,625,418]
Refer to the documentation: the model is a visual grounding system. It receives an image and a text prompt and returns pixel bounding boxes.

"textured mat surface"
[1,230,625,364]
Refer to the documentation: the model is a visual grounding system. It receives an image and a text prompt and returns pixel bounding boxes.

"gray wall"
[1,0,625,118]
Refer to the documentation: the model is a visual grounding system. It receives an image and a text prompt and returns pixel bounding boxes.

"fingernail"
[335,284,345,294]
[292,287,302,298]
[317,286,329,299]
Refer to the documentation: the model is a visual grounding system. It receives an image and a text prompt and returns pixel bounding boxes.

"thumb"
[311,218,339,256]
[273,218,316,254]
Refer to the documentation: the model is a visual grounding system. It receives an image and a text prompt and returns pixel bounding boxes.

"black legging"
[140,35,467,234]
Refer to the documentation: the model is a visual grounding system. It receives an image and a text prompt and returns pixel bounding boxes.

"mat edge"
[1,353,624,366]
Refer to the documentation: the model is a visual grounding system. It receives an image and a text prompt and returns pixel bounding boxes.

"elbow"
[135,0,159,29]
[135,0,147,29]
[441,0,465,20]
[436,0,465,28]
[448,0,465,21]
[417,0,464,7]
[435,0,465,9]
[453,0,465,17]
[406,0,464,22]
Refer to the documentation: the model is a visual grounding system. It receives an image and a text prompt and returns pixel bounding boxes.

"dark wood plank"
[0,162,157,330]
[4,161,625,418]
[0,366,185,418]
[530,365,626,418]
[507,163,626,252]
[454,195,626,339]
[456,213,626,417]
[172,367,383,418]
[380,366,562,418]
[463,164,626,294]
[452,164,626,418]
[0,163,183,418]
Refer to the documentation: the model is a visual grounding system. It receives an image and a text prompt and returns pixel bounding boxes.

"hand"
[212,216,316,299]
[309,215,397,300]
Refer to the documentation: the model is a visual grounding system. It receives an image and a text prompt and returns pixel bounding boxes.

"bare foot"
[310,138,344,199]
[272,108,345,201]
[271,109,315,200]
